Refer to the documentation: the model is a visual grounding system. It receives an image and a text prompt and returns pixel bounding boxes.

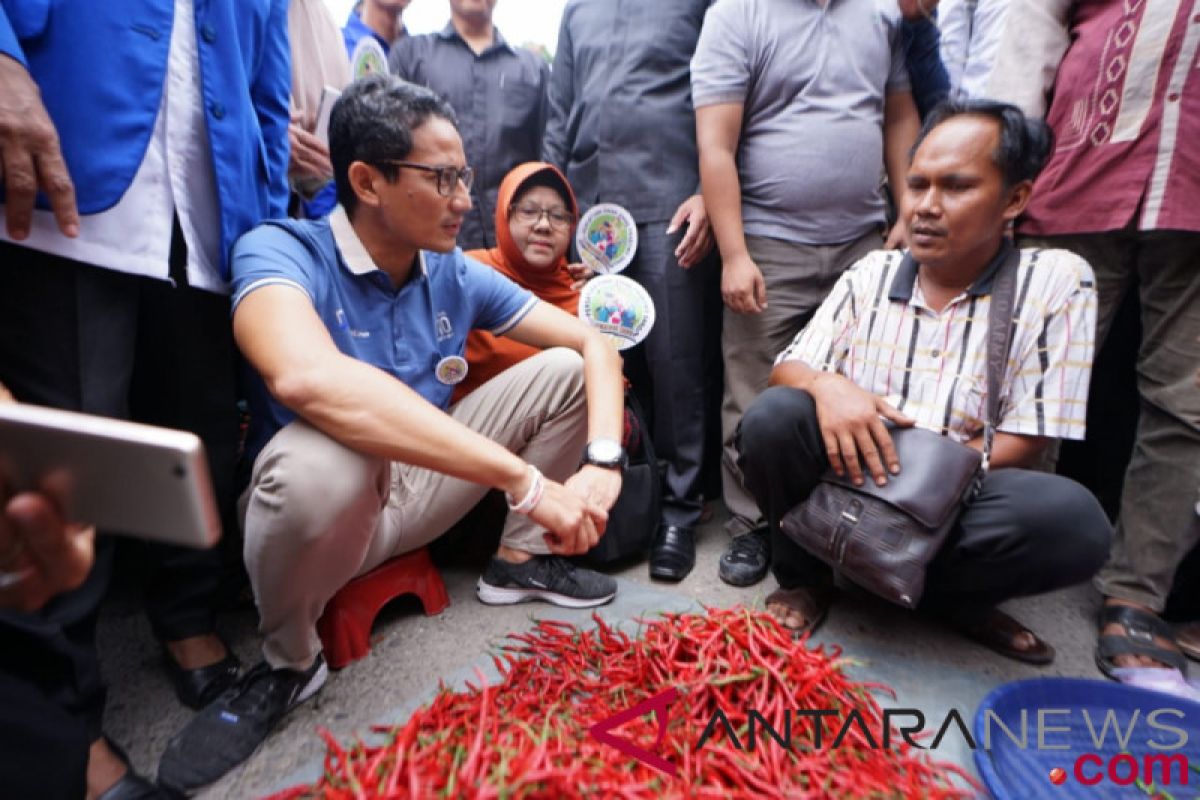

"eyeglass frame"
[376,160,475,197]
[508,203,576,231]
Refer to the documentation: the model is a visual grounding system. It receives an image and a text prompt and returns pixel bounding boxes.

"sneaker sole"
[295,659,329,707]
[475,580,616,609]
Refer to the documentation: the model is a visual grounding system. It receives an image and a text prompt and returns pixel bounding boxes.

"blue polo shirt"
[342,11,396,57]
[231,207,536,461]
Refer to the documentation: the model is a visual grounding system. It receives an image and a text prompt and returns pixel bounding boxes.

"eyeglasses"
[379,160,475,196]
[510,204,575,231]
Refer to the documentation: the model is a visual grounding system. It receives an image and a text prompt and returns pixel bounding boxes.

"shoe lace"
[540,556,578,590]
[729,531,766,560]
[225,663,287,716]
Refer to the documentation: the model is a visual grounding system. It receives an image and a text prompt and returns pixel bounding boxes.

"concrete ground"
[99,507,1105,798]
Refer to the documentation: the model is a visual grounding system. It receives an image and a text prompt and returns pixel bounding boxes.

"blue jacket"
[0,0,290,279]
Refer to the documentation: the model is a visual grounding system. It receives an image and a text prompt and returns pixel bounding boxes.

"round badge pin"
[435,355,469,385]
[577,274,656,351]
[350,37,388,79]
[576,204,638,275]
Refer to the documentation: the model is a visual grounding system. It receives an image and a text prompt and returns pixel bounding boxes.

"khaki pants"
[1023,231,1200,612]
[242,348,589,670]
[720,231,882,536]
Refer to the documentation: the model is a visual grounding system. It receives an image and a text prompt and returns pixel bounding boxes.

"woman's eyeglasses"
[510,204,575,231]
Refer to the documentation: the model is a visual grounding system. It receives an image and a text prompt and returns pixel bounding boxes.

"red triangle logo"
[588,687,679,776]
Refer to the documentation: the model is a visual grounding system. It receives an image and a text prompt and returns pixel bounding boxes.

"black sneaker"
[718,527,771,586]
[476,556,617,608]
[157,655,328,793]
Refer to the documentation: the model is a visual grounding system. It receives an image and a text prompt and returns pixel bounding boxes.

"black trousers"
[737,387,1113,609]
[621,224,723,528]
[0,668,89,799]
[0,240,239,745]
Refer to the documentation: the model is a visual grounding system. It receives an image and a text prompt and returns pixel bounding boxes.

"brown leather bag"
[780,246,1020,609]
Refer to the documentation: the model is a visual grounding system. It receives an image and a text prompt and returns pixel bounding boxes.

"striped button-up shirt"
[777,245,1097,443]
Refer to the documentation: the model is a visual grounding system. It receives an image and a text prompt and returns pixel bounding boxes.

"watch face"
[588,439,623,464]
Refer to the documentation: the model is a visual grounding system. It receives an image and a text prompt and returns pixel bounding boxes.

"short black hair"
[913,99,1054,186]
[329,73,459,216]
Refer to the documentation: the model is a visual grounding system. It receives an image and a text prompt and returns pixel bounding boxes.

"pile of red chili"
[267,607,976,799]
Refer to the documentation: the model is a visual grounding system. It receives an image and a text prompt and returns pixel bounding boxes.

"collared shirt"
[691,0,911,245]
[389,24,549,251]
[1021,0,1200,235]
[0,0,224,291]
[230,206,537,460]
[777,245,1097,442]
[342,9,395,55]
[542,0,713,224]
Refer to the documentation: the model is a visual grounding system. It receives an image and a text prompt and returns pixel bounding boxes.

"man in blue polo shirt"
[343,0,409,59]
[157,75,627,791]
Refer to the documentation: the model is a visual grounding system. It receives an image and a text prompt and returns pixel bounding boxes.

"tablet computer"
[0,404,221,549]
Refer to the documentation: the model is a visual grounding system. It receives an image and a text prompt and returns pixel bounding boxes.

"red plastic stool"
[317,547,450,669]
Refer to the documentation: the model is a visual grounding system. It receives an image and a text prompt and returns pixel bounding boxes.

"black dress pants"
[621,224,723,528]
[0,240,238,752]
[736,386,1113,609]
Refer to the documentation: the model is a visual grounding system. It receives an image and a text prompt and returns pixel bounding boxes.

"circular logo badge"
[435,355,469,385]
[576,204,638,275]
[351,37,388,80]
[577,274,656,351]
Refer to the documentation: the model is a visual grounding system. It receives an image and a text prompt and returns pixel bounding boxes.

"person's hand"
[528,478,608,556]
[808,373,915,486]
[721,253,767,314]
[287,123,333,183]
[566,261,595,291]
[885,221,908,249]
[564,464,622,513]
[667,194,715,268]
[0,489,95,612]
[0,54,78,240]
[897,0,939,21]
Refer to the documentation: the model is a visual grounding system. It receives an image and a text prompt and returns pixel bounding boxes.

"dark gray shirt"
[390,24,549,251]
[542,0,713,224]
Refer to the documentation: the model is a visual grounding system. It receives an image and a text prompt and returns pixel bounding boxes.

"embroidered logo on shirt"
[335,308,371,339]
[436,311,454,342]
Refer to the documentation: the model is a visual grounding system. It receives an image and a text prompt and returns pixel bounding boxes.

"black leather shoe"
[649,524,695,582]
[163,646,241,710]
[718,526,771,587]
[97,738,173,800]
[97,771,173,800]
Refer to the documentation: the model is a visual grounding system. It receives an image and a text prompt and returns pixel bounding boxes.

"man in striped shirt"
[737,100,1112,663]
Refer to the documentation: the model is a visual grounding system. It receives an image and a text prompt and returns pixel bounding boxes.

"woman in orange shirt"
[453,162,584,402]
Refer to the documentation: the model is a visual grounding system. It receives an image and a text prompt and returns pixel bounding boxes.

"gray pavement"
[98,507,1104,797]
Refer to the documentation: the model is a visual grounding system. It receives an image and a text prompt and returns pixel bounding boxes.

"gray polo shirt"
[691,0,910,245]
[389,24,549,251]
[543,0,714,224]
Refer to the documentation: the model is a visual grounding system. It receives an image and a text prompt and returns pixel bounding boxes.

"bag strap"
[623,389,657,468]
[982,242,1021,471]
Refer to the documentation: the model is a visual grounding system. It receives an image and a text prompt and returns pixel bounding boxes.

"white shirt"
[938,0,1073,119]
[0,0,225,293]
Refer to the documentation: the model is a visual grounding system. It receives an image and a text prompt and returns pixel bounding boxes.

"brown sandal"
[943,607,1055,665]
[764,586,835,639]
[1175,621,1200,662]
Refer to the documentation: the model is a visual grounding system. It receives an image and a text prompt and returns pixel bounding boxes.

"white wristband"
[505,465,545,515]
